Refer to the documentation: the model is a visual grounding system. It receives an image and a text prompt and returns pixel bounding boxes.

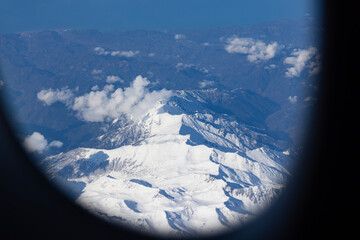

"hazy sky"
[0,0,319,33]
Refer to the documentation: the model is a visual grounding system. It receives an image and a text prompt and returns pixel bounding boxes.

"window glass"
[0,0,321,237]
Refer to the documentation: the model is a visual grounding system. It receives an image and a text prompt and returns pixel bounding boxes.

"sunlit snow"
[43,91,292,237]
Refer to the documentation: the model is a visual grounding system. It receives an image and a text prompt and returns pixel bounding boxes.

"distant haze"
[0,0,319,34]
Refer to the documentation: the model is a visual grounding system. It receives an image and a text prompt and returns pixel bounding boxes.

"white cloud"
[23,132,63,154]
[288,96,298,104]
[71,76,172,122]
[110,50,140,57]
[91,85,99,91]
[176,62,193,70]
[264,64,277,70]
[174,34,186,40]
[106,75,124,84]
[94,47,139,58]
[304,96,316,102]
[308,54,321,76]
[94,47,108,55]
[225,37,279,62]
[23,132,47,153]
[175,63,209,73]
[148,53,155,57]
[284,47,319,77]
[72,75,172,122]
[199,80,215,88]
[91,69,102,75]
[38,76,173,122]
[37,87,74,106]
[48,140,63,148]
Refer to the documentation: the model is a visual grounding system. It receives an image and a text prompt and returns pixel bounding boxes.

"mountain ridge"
[0,19,319,144]
[41,89,293,237]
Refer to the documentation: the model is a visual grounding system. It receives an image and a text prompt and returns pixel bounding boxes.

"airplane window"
[0,0,325,238]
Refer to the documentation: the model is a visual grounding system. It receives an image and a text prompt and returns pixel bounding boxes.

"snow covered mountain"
[42,89,293,237]
[0,19,319,238]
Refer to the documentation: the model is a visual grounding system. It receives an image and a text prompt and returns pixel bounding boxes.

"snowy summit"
[43,88,293,237]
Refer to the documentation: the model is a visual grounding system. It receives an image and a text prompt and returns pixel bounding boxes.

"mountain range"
[42,89,293,237]
[0,18,320,237]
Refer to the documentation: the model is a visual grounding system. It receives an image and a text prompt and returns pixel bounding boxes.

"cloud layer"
[37,87,74,106]
[284,47,319,77]
[199,80,215,88]
[23,132,63,154]
[94,47,139,57]
[106,75,124,84]
[288,96,298,104]
[38,76,173,122]
[174,34,186,40]
[72,76,172,122]
[225,37,278,62]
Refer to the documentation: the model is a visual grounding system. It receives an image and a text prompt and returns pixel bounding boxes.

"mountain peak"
[42,89,293,236]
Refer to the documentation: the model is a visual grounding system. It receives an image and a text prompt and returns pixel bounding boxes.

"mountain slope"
[42,90,293,237]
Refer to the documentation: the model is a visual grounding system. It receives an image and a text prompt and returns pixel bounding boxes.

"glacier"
[42,90,293,237]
